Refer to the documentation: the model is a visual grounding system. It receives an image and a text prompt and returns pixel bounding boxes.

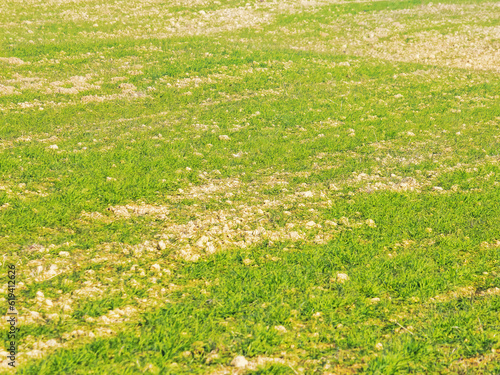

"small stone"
[157,240,167,250]
[375,342,384,351]
[27,349,43,358]
[48,144,58,150]
[206,242,216,254]
[335,273,349,283]
[219,135,230,141]
[30,311,42,319]
[370,297,381,304]
[274,325,287,333]
[47,313,59,320]
[45,339,58,347]
[151,264,161,272]
[231,355,249,368]
[365,219,376,228]
[195,235,209,248]
[59,251,69,257]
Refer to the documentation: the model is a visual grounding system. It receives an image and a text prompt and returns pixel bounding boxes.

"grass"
[1,0,500,373]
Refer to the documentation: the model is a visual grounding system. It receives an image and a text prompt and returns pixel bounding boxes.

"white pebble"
[365,219,376,228]
[231,355,249,368]
[335,273,350,283]
[274,325,287,333]
[151,264,161,272]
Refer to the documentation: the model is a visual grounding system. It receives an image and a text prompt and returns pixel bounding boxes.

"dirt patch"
[0,84,19,96]
[78,7,273,40]
[0,57,25,65]
[295,2,500,72]
[49,75,100,95]
[108,204,169,219]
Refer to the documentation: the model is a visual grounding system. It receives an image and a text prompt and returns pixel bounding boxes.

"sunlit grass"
[1,0,499,373]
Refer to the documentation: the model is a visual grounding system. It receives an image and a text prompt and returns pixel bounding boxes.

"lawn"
[0,0,499,373]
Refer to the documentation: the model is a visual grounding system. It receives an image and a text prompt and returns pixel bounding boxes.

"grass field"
[1,0,500,373]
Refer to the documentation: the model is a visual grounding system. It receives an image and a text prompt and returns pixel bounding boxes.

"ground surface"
[1,0,500,373]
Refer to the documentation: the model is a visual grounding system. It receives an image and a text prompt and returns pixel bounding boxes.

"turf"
[1,0,500,373]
